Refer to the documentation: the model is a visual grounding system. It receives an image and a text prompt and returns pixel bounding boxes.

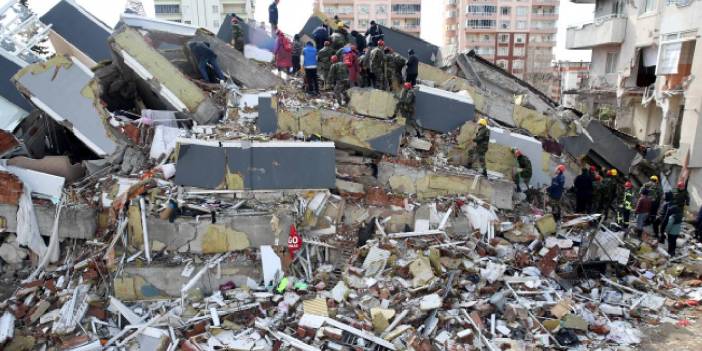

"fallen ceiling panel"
[584,121,638,174]
[40,0,112,63]
[414,85,475,133]
[12,56,118,156]
[0,53,31,131]
[175,139,336,190]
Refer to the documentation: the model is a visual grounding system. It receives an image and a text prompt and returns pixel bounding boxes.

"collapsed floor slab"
[0,204,96,240]
[174,139,336,190]
[377,161,514,209]
[414,85,475,133]
[348,88,398,119]
[12,56,119,156]
[108,27,220,125]
[276,108,405,156]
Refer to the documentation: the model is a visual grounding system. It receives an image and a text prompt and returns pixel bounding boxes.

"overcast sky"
[31,0,592,62]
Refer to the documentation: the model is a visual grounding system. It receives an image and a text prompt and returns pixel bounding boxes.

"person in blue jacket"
[268,0,279,34]
[302,41,319,95]
[547,164,566,221]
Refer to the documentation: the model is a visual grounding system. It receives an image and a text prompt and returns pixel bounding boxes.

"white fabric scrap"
[150,126,186,160]
[16,185,51,260]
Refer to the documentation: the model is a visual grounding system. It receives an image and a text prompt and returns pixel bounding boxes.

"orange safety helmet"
[677,181,686,189]
[403,82,412,89]
[556,164,566,173]
[514,148,522,157]
[378,40,385,47]
[625,181,633,189]
[331,55,338,63]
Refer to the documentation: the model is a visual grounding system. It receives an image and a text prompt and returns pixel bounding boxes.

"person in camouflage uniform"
[231,17,245,52]
[466,118,490,176]
[384,48,406,92]
[327,55,350,106]
[370,40,387,90]
[398,82,420,137]
[600,169,618,219]
[512,148,532,192]
[360,47,372,88]
[317,41,334,90]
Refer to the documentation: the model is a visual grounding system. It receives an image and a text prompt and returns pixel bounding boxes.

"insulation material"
[16,186,48,261]
[462,203,498,235]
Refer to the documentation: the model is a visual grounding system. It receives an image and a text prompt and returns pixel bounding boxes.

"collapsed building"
[0,0,701,350]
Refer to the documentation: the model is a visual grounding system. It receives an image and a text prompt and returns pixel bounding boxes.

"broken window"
[639,0,657,14]
[657,39,695,89]
[636,46,657,87]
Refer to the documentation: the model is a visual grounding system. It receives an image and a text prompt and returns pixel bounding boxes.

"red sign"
[288,224,302,258]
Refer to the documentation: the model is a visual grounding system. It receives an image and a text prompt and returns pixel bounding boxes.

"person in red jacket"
[345,46,360,86]
[273,30,292,74]
[634,188,653,238]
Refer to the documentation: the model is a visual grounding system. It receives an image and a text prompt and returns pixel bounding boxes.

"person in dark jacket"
[231,17,245,52]
[673,181,689,210]
[466,118,490,177]
[365,20,384,47]
[302,42,319,95]
[634,188,653,237]
[187,41,225,83]
[601,169,618,219]
[655,192,673,243]
[573,168,594,213]
[617,181,635,227]
[513,148,532,193]
[350,30,366,53]
[665,205,683,256]
[312,24,330,50]
[548,165,567,222]
[268,0,279,34]
[291,34,303,75]
[405,49,419,85]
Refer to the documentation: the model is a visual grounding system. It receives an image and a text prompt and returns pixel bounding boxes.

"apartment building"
[154,0,254,32]
[552,61,591,109]
[314,0,421,37]
[444,0,558,86]
[566,0,702,208]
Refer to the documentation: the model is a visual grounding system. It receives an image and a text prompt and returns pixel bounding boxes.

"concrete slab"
[276,108,405,156]
[257,94,277,133]
[377,24,439,65]
[0,203,96,240]
[377,161,514,210]
[348,88,398,119]
[109,27,221,125]
[414,85,475,133]
[174,139,336,190]
[12,56,119,156]
[584,120,638,174]
[40,0,112,63]
[217,14,275,52]
[0,54,31,130]
[488,126,551,187]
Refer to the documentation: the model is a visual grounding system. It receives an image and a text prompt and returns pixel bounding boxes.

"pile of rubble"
[0,1,701,350]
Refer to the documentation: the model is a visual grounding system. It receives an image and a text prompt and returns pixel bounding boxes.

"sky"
[30,0,592,62]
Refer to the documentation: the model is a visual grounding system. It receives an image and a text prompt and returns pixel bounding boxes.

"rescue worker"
[370,40,387,90]
[601,169,618,219]
[360,47,372,87]
[187,41,226,83]
[317,41,334,89]
[672,180,689,211]
[398,82,419,137]
[617,180,635,228]
[273,30,292,74]
[291,34,303,75]
[231,17,244,52]
[466,118,490,177]
[593,174,604,214]
[384,47,406,91]
[312,24,330,50]
[405,49,419,86]
[513,148,532,193]
[365,20,384,47]
[327,55,350,106]
[330,31,346,50]
[634,188,653,238]
[268,0,279,34]
[573,167,594,213]
[302,41,319,95]
[655,192,674,243]
[547,165,567,222]
[665,204,683,256]
[350,30,366,54]
[642,175,662,223]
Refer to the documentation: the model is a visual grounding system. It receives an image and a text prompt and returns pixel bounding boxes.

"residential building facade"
[552,61,591,109]
[154,0,254,32]
[566,0,702,209]
[313,0,422,37]
[444,0,558,89]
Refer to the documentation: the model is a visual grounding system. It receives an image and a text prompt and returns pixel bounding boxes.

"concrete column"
[678,39,702,167]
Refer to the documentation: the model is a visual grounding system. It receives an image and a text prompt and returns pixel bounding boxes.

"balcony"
[566,15,627,49]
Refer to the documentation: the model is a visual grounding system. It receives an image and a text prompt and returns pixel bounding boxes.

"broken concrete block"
[175,139,336,190]
[348,88,398,119]
[0,203,97,240]
[414,85,475,133]
[408,137,432,151]
[377,161,514,210]
[12,56,119,156]
[419,293,443,310]
[536,215,557,236]
[409,256,435,287]
[276,108,405,156]
[109,28,220,125]
[336,179,364,194]
[197,224,251,254]
[512,105,573,140]
[0,235,27,264]
[370,308,395,333]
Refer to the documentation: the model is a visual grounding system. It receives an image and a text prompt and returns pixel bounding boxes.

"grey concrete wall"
[0,203,96,240]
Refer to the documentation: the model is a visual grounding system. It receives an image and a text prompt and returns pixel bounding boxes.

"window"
[514,34,526,43]
[359,19,369,28]
[212,5,218,13]
[376,4,387,15]
[497,60,508,69]
[376,19,386,26]
[606,52,619,73]
[447,10,457,18]
[155,4,180,14]
[184,20,191,24]
[359,5,369,15]
[513,60,524,69]
[466,19,496,29]
[392,4,421,14]
[483,34,491,41]
[640,0,657,14]
[500,20,510,29]
[516,6,528,16]
[338,6,353,14]
[498,47,509,56]
[500,7,510,15]
[516,20,527,30]
[467,5,497,15]
[513,47,525,56]
[498,33,510,43]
